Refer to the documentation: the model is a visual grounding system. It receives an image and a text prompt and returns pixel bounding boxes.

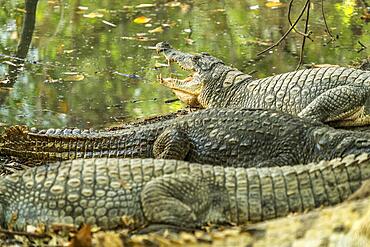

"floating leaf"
[102,20,116,27]
[133,16,151,24]
[184,38,194,45]
[180,3,191,13]
[164,1,181,7]
[265,1,284,8]
[63,73,85,82]
[154,62,169,68]
[135,3,156,8]
[211,8,225,12]
[16,8,27,13]
[77,6,88,11]
[83,12,103,18]
[148,26,164,33]
[120,36,156,41]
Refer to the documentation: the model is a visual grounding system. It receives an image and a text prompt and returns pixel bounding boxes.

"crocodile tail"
[0,125,29,150]
[2,125,29,140]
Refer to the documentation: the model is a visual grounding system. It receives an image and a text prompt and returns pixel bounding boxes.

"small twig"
[357,40,367,53]
[164,98,180,104]
[188,21,193,39]
[321,0,334,39]
[296,0,311,70]
[257,0,310,56]
[0,228,50,238]
[288,0,313,41]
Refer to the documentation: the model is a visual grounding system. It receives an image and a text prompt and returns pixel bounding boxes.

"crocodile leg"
[141,174,229,227]
[298,85,370,126]
[153,128,191,159]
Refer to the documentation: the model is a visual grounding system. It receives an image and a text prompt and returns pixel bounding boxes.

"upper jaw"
[156,42,195,71]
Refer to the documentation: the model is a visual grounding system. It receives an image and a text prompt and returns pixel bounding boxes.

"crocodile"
[4,108,370,167]
[0,154,369,231]
[156,42,370,127]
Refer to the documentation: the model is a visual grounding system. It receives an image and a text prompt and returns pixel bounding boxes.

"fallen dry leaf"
[133,16,151,24]
[95,232,123,247]
[69,225,92,247]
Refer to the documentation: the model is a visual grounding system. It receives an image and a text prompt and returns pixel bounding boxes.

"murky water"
[0,0,369,129]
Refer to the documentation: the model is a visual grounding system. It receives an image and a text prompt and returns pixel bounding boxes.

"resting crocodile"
[1,154,369,231]
[156,42,370,127]
[3,108,370,167]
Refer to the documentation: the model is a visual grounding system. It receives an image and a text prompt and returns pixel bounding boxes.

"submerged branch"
[321,0,334,39]
[257,0,310,56]
[296,0,311,70]
[288,0,312,40]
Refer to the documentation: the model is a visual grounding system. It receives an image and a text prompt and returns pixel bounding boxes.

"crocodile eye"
[192,55,201,62]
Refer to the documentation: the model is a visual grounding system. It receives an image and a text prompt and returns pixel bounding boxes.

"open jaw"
[158,70,203,107]
[156,42,204,107]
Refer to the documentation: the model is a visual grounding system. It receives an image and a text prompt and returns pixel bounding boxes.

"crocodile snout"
[156,41,172,54]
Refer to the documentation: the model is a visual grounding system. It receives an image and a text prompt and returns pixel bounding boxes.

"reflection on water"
[0,0,368,129]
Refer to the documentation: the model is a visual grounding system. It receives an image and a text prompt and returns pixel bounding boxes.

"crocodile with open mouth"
[156,42,370,127]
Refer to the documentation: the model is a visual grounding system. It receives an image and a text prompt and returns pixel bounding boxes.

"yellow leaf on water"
[133,16,151,24]
[63,74,85,82]
[83,12,103,18]
[148,26,164,33]
[154,62,169,68]
[265,1,284,8]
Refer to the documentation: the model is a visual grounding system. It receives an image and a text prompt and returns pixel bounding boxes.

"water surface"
[0,0,368,129]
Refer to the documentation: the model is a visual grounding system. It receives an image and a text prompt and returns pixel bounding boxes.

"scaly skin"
[156,42,370,127]
[3,108,370,166]
[0,154,369,230]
